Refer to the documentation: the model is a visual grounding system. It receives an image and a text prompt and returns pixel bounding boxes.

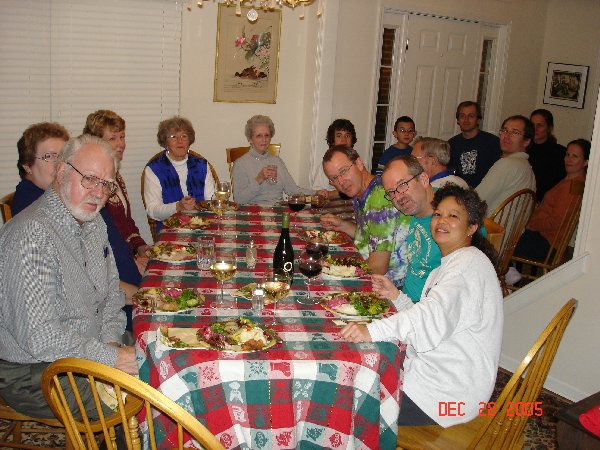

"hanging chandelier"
[193,0,323,19]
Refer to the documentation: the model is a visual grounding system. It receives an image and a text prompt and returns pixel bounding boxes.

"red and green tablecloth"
[134,203,405,449]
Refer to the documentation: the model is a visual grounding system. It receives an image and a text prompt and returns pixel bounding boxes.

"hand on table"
[320,213,342,230]
[371,274,399,301]
[176,196,196,212]
[340,323,372,343]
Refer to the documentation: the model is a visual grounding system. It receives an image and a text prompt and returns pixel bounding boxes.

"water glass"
[197,237,214,270]
[265,165,278,184]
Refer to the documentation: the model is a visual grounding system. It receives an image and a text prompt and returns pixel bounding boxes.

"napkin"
[579,404,600,437]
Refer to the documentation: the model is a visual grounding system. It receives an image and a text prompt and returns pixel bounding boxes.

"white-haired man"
[0,135,136,419]
[411,137,468,189]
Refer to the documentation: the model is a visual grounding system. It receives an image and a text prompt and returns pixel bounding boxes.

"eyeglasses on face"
[384,173,421,201]
[168,133,189,140]
[328,162,355,185]
[499,128,524,137]
[66,162,117,196]
[397,128,416,134]
[35,152,59,162]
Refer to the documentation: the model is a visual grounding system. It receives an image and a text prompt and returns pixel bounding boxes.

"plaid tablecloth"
[134,204,405,450]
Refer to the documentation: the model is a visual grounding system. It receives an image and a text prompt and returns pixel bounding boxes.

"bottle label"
[283,261,293,273]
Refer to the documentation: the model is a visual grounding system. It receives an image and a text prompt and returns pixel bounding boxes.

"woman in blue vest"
[143,116,216,232]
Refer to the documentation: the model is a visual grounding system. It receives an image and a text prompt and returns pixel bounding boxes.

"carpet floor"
[0,367,573,449]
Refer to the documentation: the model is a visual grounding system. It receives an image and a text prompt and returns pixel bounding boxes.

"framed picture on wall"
[543,62,589,109]
[213,4,282,103]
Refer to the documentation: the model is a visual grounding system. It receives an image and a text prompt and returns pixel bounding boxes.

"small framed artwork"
[213,4,282,103]
[543,62,589,109]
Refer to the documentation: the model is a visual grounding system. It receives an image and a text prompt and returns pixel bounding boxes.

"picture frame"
[543,62,589,109]
[213,4,281,103]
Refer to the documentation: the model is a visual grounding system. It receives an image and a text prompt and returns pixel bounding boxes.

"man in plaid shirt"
[0,134,137,419]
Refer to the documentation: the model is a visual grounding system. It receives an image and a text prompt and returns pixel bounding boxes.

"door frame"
[377,7,510,153]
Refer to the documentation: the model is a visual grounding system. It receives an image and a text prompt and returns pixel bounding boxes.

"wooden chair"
[1,191,15,223]
[141,150,219,242]
[226,143,281,193]
[483,217,504,254]
[488,189,536,295]
[41,357,224,450]
[0,395,70,449]
[509,180,584,289]
[396,298,577,450]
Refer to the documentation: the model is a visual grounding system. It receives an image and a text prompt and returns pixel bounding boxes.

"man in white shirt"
[476,115,536,215]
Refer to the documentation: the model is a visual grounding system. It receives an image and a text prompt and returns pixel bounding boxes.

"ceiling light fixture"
[192,0,323,20]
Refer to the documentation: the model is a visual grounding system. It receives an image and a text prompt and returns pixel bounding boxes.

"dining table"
[133,199,406,450]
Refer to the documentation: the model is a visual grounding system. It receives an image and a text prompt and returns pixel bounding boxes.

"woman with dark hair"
[512,138,589,263]
[529,109,567,201]
[341,185,503,428]
[325,118,357,148]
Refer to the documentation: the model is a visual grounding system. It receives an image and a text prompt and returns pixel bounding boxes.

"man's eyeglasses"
[397,128,416,134]
[384,173,421,201]
[328,163,355,185]
[499,128,524,137]
[66,162,118,196]
[35,152,59,162]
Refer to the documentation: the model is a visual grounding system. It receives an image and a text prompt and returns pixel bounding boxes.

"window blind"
[0,0,182,242]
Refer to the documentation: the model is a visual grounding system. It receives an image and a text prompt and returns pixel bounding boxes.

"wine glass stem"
[220,281,224,303]
[307,277,311,299]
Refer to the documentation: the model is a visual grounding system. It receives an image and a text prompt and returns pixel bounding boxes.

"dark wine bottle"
[273,211,295,281]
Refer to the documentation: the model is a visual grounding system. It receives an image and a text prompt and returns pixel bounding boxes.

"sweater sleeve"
[232,156,263,204]
[143,166,178,220]
[527,179,572,235]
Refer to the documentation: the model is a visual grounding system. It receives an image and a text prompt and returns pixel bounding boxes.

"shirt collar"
[249,147,269,160]
[44,187,101,237]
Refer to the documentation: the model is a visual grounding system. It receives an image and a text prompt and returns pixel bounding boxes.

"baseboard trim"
[499,354,589,402]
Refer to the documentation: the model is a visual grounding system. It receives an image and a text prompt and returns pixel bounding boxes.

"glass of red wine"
[305,238,328,285]
[297,250,323,305]
[288,194,306,212]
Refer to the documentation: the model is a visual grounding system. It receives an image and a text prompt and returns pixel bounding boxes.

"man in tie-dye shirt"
[321,146,409,286]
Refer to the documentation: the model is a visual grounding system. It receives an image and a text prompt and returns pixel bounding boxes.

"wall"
[535,0,600,143]
[179,4,314,186]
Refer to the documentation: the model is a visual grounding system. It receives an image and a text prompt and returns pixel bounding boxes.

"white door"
[396,14,481,141]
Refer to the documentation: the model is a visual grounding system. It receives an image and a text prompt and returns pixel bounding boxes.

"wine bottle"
[273,211,294,281]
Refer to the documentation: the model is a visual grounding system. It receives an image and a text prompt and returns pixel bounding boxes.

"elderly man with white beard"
[0,134,137,420]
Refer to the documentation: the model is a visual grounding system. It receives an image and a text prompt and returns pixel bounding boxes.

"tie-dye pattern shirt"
[353,177,409,286]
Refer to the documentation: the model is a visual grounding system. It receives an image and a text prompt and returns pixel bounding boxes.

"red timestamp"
[478,401,543,417]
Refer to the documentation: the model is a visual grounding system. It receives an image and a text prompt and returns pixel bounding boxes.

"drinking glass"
[265,165,278,184]
[215,181,231,201]
[196,236,215,270]
[297,251,323,305]
[262,268,291,326]
[210,247,237,309]
[305,239,327,285]
[311,194,327,210]
[210,196,226,232]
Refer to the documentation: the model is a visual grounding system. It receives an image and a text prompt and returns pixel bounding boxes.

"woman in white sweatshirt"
[341,185,503,428]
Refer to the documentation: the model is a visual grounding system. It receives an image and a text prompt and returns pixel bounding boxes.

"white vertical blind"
[0,0,182,241]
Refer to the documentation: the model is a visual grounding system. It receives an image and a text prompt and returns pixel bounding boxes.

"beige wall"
[535,0,600,142]
[180,4,314,185]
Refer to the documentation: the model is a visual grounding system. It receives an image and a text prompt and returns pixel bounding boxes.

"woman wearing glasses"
[143,116,216,230]
[13,124,141,334]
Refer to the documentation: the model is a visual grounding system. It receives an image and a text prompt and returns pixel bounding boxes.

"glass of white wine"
[262,268,291,326]
[210,247,237,309]
[215,181,231,201]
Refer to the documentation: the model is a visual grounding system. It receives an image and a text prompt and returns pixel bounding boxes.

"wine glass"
[288,194,306,229]
[297,251,323,305]
[210,247,237,309]
[311,194,327,210]
[305,239,328,285]
[215,181,231,201]
[210,196,226,232]
[262,268,291,326]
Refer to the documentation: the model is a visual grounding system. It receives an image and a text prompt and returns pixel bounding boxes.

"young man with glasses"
[448,101,500,187]
[321,146,410,287]
[376,116,416,175]
[475,115,536,214]
[0,134,137,421]
[381,156,441,301]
